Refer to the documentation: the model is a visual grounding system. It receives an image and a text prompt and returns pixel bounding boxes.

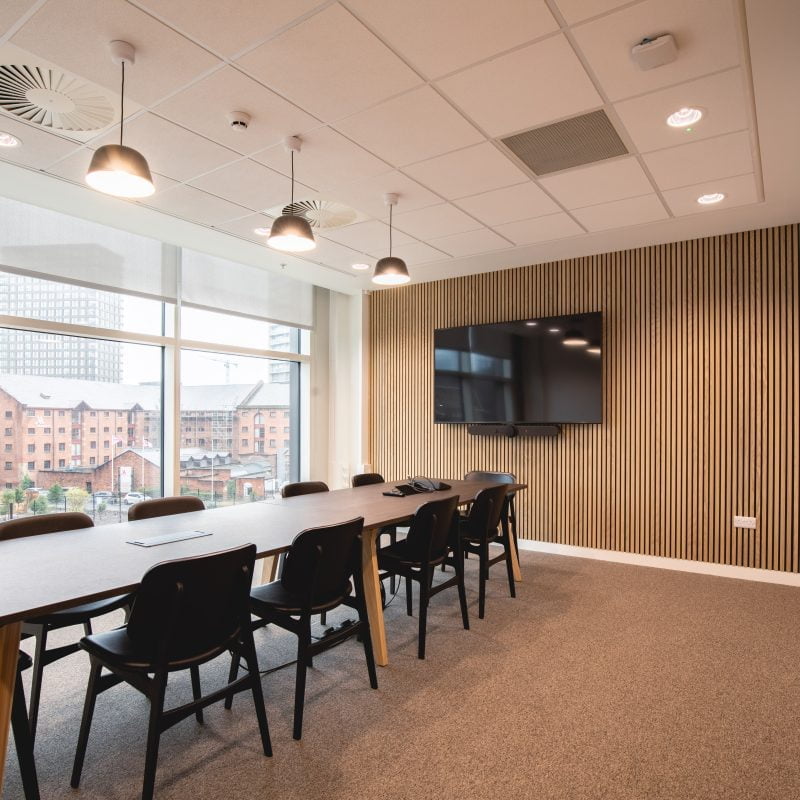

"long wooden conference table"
[0,477,524,789]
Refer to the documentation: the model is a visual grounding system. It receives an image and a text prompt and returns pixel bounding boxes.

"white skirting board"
[516,539,800,588]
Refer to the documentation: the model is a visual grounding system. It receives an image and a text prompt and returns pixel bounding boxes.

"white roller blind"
[181,249,314,329]
[0,197,175,301]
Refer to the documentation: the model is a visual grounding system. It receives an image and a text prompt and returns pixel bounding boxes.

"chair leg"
[320,611,327,626]
[70,659,103,788]
[504,537,517,598]
[224,653,240,710]
[454,546,470,631]
[141,673,168,800]
[292,617,312,740]
[27,625,48,743]
[356,596,378,690]
[240,634,272,757]
[190,665,204,723]
[388,529,397,593]
[405,576,413,616]
[418,569,430,660]
[12,662,40,800]
[479,542,488,620]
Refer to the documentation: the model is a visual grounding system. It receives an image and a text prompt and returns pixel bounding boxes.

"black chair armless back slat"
[281,481,329,498]
[281,518,364,607]
[351,473,384,487]
[0,511,93,540]
[128,496,205,522]
[403,495,460,563]
[126,544,256,665]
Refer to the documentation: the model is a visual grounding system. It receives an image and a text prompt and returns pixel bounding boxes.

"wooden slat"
[368,224,800,572]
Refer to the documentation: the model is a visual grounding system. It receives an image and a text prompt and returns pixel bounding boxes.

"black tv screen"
[434,312,602,424]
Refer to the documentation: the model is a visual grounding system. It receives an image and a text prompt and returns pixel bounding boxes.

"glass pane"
[181,306,300,355]
[0,332,163,526]
[180,349,299,505]
[0,270,164,336]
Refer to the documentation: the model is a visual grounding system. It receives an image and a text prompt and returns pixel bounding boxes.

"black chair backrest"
[128,496,205,522]
[0,512,93,541]
[403,495,460,563]
[281,517,364,606]
[464,470,515,486]
[463,485,509,542]
[281,481,329,498]
[352,472,384,488]
[126,544,256,665]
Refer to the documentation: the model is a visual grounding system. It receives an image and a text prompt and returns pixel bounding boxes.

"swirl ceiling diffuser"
[85,41,154,199]
[268,136,316,252]
[372,193,409,286]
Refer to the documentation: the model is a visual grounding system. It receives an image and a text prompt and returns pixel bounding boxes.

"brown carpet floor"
[4,551,800,800]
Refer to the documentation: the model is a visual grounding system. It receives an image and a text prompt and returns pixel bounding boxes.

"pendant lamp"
[268,136,316,252]
[372,193,410,285]
[563,329,589,347]
[86,41,155,198]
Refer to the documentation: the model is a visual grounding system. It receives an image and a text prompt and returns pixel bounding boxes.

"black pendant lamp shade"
[86,41,154,198]
[372,193,410,285]
[268,136,316,252]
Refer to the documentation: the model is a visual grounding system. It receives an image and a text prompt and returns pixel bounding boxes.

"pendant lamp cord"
[290,150,295,206]
[389,203,393,256]
[119,61,125,147]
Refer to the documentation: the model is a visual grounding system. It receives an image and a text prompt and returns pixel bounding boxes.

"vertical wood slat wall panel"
[368,225,800,572]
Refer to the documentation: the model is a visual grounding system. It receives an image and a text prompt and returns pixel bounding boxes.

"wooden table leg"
[361,528,388,667]
[258,555,280,585]
[509,534,522,582]
[0,621,21,794]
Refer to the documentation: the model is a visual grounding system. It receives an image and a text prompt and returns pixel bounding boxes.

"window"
[58,459,66,467]
[4,412,11,419]
[26,444,34,453]
[27,427,34,434]
[4,462,11,470]
[4,444,12,452]
[90,441,97,449]
[58,427,65,433]
[90,427,96,433]
[241,439,248,447]
[27,461,34,470]
[58,443,65,451]
[89,457,96,465]
[43,460,50,469]
[43,443,51,452]
[3,428,10,436]
[43,427,50,434]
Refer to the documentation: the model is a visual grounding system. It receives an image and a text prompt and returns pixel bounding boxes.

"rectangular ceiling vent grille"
[501,110,628,175]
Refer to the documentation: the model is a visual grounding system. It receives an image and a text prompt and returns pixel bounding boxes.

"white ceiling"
[0,0,797,293]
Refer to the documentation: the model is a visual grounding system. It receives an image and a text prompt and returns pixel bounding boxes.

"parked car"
[123,492,151,505]
[93,491,115,500]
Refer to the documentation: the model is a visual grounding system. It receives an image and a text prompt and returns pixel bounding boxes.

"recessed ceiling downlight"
[352,263,370,271]
[666,107,703,128]
[0,131,21,147]
[253,227,270,236]
[697,192,725,205]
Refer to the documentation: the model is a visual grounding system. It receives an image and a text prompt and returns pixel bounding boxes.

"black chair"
[227,517,377,740]
[458,484,512,619]
[378,495,467,659]
[71,545,272,800]
[0,512,131,741]
[281,481,329,498]
[12,651,40,800]
[352,472,399,593]
[127,495,205,521]
[464,471,519,555]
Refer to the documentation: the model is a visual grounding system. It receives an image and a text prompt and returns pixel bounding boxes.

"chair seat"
[458,517,499,544]
[250,579,352,616]
[378,539,445,569]
[29,593,132,628]
[81,627,230,672]
[18,651,32,672]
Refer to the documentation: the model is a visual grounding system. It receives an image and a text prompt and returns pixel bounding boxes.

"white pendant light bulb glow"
[268,136,316,253]
[372,193,410,286]
[85,41,154,198]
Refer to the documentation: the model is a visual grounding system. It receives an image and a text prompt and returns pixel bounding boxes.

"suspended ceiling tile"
[334,86,484,167]
[571,0,740,102]
[143,184,252,226]
[252,127,389,193]
[393,203,482,240]
[334,170,441,218]
[454,181,560,226]
[235,4,421,122]
[90,113,240,182]
[381,240,448,265]
[643,130,754,191]
[132,0,324,57]
[153,67,320,156]
[214,212,276,242]
[572,193,669,231]
[405,142,528,200]
[0,115,83,168]
[324,219,414,253]
[0,0,39,37]
[310,236,373,271]
[538,156,653,209]
[493,212,583,245]
[429,227,512,258]
[344,0,558,78]
[437,35,602,138]
[12,0,222,106]
[189,158,312,212]
[614,69,749,154]
[661,173,758,217]
[552,0,635,25]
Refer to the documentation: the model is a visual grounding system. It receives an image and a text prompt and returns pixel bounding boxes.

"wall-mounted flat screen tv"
[434,312,602,424]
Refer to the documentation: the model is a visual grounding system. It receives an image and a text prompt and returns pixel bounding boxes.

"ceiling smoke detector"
[226,110,251,130]
[266,198,365,230]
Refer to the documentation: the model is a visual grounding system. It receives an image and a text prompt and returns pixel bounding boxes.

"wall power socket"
[733,515,757,530]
